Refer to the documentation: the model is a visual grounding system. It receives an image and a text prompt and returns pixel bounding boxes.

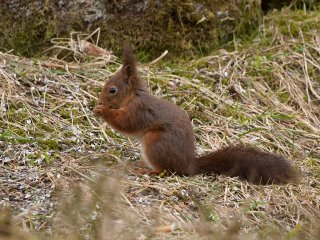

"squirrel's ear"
[122,44,137,78]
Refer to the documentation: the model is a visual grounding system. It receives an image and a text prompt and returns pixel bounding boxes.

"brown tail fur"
[194,145,298,184]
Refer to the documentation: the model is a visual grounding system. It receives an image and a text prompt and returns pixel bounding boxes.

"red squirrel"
[93,46,297,184]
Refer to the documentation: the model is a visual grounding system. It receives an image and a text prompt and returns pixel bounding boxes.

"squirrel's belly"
[140,144,155,169]
[109,123,143,140]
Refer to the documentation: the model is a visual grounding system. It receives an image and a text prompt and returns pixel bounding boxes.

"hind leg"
[126,161,163,175]
[142,130,191,175]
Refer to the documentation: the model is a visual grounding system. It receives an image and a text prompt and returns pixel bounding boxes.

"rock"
[0,0,261,57]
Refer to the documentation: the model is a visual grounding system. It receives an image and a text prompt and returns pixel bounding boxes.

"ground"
[0,7,320,240]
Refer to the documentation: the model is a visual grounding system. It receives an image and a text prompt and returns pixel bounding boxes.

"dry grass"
[1,8,320,240]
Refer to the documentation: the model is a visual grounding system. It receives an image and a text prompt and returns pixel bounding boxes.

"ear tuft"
[122,43,136,76]
[120,44,146,91]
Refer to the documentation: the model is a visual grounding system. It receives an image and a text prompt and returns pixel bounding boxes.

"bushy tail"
[194,145,298,184]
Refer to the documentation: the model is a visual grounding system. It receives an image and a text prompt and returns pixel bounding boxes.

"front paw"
[93,105,105,116]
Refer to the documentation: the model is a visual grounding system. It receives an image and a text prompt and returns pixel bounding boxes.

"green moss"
[0,131,61,150]
[0,5,51,56]
[27,151,56,165]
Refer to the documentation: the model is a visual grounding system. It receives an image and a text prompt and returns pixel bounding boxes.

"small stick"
[148,50,168,65]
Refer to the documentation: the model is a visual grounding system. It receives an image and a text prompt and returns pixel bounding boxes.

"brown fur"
[93,45,298,185]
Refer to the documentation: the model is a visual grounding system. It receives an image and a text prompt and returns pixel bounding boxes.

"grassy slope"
[0,8,320,240]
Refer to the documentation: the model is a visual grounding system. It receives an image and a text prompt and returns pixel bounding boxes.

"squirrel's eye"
[109,86,117,94]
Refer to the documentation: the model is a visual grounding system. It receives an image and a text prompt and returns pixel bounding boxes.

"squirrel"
[93,46,298,185]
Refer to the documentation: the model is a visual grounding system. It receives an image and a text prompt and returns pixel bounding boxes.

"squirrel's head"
[96,45,146,110]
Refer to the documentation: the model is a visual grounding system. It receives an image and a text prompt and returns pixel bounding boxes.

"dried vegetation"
[0,7,320,240]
